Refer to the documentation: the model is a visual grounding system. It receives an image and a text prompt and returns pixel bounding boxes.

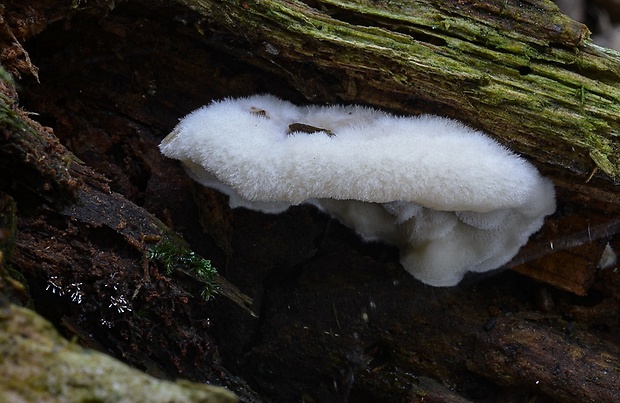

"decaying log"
[0,300,237,402]
[177,0,620,182]
[238,255,620,401]
[1,0,620,402]
[0,53,258,400]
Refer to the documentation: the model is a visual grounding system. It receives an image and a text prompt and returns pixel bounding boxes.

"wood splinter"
[288,122,335,137]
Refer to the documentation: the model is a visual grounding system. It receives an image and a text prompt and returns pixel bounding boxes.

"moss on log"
[0,303,237,403]
[178,0,620,181]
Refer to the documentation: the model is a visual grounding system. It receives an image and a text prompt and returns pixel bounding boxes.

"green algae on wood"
[0,303,237,402]
[176,0,620,181]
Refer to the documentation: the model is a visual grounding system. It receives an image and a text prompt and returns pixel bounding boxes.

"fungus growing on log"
[160,94,555,286]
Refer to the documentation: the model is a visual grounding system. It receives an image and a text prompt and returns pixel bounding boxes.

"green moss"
[0,304,237,402]
[147,239,218,301]
[0,96,35,138]
[185,0,619,180]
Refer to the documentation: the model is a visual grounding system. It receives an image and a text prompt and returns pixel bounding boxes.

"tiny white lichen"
[46,276,84,304]
[160,94,556,287]
[109,295,132,313]
[67,282,84,304]
[46,276,64,296]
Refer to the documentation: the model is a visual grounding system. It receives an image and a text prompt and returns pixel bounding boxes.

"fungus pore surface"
[160,94,556,286]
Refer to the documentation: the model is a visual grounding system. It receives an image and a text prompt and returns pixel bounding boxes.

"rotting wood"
[232,244,620,402]
[0,61,259,399]
[61,183,255,316]
[176,0,620,181]
[1,0,620,402]
[0,63,253,315]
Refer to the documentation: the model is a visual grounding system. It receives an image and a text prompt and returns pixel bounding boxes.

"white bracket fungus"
[160,94,556,287]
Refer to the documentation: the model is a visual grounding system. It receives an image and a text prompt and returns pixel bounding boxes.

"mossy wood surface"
[0,302,237,402]
[181,0,620,181]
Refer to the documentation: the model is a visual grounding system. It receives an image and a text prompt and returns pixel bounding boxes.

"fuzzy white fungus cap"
[160,94,556,287]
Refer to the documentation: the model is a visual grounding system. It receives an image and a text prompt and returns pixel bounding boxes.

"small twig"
[506,219,620,268]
